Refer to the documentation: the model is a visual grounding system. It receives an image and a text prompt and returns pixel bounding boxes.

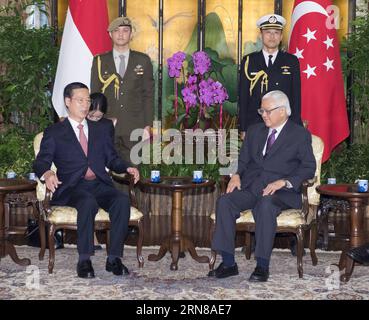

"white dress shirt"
[262,49,278,67]
[68,117,88,143]
[262,119,287,156]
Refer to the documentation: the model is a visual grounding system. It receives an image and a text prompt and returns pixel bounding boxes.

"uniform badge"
[268,16,277,24]
[134,64,144,75]
[281,66,291,75]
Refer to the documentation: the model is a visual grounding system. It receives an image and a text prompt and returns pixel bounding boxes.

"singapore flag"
[288,0,349,162]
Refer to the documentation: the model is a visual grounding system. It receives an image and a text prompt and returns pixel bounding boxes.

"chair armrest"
[111,171,138,208]
[301,176,317,220]
[37,187,53,220]
[219,175,231,195]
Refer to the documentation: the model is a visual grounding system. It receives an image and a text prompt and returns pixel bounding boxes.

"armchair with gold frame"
[209,134,324,278]
[33,132,144,274]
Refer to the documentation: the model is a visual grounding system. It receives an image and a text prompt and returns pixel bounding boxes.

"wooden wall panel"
[242,0,274,55]
[206,0,239,60]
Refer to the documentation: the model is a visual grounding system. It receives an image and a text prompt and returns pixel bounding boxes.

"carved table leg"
[148,239,169,261]
[185,237,210,263]
[5,241,31,266]
[170,239,180,271]
[339,198,365,282]
[169,190,182,270]
[0,193,31,266]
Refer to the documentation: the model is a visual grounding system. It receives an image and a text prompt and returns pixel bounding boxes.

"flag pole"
[51,0,58,45]
[347,0,357,144]
[119,0,127,17]
[274,0,282,15]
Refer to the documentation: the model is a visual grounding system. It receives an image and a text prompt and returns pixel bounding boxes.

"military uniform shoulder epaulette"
[130,50,151,59]
[243,51,260,60]
[241,51,258,64]
[93,50,112,59]
[248,51,261,57]
[279,51,299,61]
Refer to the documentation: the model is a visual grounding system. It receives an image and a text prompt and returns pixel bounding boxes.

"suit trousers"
[64,179,130,257]
[212,189,290,261]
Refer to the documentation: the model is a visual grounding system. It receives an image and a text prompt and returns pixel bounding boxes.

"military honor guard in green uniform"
[239,14,302,138]
[90,17,154,162]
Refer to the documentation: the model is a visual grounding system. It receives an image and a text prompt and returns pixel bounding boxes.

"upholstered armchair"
[33,132,144,274]
[209,134,324,278]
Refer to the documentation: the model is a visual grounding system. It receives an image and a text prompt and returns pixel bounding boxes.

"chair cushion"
[210,208,305,228]
[48,206,143,224]
[309,135,324,206]
[34,132,58,201]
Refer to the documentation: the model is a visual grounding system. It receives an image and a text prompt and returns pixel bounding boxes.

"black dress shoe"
[94,245,103,251]
[207,262,239,279]
[77,260,95,279]
[249,266,269,282]
[106,258,130,276]
[347,244,369,265]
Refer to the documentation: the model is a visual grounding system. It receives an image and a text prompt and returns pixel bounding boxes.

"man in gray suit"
[91,16,154,163]
[209,90,316,282]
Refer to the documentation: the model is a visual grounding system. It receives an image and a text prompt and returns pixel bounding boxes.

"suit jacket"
[238,50,302,131]
[99,117,115,140]
[33,119,128,205]
[90,50,154,159]
[236,120,316,208]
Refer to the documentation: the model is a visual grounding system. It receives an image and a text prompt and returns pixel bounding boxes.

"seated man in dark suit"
[33,82,139,279]
[347,243,369,265]
[208,90,316,282]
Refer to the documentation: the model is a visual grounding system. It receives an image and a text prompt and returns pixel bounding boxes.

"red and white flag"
[288,0,349,162]
[52,0,111,118]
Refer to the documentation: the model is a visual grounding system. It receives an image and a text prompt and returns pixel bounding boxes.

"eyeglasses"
[257,106,282,115]
[71,98,93,104]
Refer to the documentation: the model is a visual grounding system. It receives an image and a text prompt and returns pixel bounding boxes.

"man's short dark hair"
[63,82,89,99]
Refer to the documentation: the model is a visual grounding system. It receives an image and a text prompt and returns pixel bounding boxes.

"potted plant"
[165,49,238,131]
[0,0,58,177]
[342,4,369,144]
[0,0,58,133]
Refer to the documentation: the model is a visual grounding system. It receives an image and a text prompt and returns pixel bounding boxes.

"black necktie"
[268,55,273,68]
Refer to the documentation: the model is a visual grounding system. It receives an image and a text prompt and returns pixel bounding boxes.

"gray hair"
[262,90,291,116]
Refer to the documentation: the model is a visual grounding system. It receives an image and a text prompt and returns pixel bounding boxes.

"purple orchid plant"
[167,50,228,129]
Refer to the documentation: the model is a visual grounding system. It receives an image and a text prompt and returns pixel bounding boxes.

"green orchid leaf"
[220,64,238,102]
[222,101,238,117]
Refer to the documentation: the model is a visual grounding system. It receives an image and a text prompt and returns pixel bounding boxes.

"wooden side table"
[0,178,37,266]
[317,184,369,282]
[140,177,215,270]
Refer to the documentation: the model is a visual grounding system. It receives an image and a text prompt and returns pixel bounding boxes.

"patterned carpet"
[1,245,369,300]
